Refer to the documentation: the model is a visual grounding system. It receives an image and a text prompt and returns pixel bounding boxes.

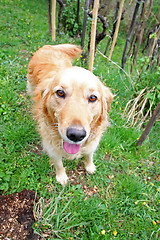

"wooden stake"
[81,0,90,50]
[47,0,52,36]
[121,0,142,69]
[131,0,153,73]
[108,0,125,60]
[89,0,99,72]
[147,26,160,57]
[52,0,56,41]
[136,101,160,147]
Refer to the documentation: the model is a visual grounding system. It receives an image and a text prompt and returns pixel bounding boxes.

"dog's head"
[42,66,113,154]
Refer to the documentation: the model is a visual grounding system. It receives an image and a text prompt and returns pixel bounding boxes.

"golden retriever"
[27,44,113,186]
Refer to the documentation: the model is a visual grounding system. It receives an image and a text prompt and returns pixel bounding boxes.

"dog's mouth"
[60,126,88,154]
[63,141,80,154]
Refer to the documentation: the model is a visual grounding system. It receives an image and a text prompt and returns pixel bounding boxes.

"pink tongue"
[63,141,80,154]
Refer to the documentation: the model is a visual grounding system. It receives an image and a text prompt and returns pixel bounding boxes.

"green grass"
[0,0,160,239]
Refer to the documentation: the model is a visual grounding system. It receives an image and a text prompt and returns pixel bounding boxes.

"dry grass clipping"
[123,87,156,128]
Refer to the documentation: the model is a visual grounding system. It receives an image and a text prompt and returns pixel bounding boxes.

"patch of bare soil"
[68,164,100,197]
[0,189,42,240]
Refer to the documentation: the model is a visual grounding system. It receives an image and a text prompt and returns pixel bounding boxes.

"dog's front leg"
[50,158,68,186]
[84,152,96,174]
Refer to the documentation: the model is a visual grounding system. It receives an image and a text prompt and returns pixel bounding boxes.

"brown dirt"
[0,189,42,240]
[68,164,100,197]
[0,165,100,239]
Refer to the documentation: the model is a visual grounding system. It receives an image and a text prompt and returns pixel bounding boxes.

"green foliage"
[134,57,160,111]
[0,170,12,191]
[145,85,160,109]
[33,179,160,239]
[60,0,84,37]
[145,0,160,34]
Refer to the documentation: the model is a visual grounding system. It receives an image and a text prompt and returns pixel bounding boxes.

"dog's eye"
[88,95,97,103]
[56,90,65,98]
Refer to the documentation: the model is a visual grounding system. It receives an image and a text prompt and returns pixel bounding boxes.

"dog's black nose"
[66,127,86,142]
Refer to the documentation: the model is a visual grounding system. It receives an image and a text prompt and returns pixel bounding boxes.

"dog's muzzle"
[63,126,86,155]
[66,127,86,142]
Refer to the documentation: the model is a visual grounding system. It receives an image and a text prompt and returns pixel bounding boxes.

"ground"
[0,165,100,240]
[0,189,42,240]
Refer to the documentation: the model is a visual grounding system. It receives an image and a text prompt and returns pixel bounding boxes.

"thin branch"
[136,100,160,147]
[97,49,134,91]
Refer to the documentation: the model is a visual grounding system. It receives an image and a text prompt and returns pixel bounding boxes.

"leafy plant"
[0,170,12,191]
[61,0,84,37]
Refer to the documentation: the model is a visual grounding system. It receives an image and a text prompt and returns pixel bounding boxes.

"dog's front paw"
[85,163,96,174]
[56,173,68,186]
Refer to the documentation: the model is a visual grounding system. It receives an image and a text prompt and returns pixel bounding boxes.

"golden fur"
[27,44,113,186]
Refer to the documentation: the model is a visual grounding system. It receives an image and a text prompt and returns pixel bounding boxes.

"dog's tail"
[27,44,82,93]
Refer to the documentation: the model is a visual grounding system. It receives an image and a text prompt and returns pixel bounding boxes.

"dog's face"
[42,67,113,154]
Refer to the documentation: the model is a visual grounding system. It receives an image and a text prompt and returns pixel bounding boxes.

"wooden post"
[81,0,90,50]
[89,0,99,72]
[108,0,125,60]
[121,0,142,69]
[47,0,52,36]
[147,26,160,57]
[136,101,160,147]
[131,0,153,73]
[104,1,120,55]
[76,0,80,36]
[52,0,56,41]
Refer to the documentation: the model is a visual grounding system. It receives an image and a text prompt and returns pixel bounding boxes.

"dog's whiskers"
[50,122,59,128]
[51,123,58,128]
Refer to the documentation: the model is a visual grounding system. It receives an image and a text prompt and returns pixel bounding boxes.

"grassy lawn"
[0,0,159,239]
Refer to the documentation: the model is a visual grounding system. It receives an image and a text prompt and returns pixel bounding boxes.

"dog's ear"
[41,89,55,122]
[105,86,113,112]
[101,85,113,121]
[55,44,82,61]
